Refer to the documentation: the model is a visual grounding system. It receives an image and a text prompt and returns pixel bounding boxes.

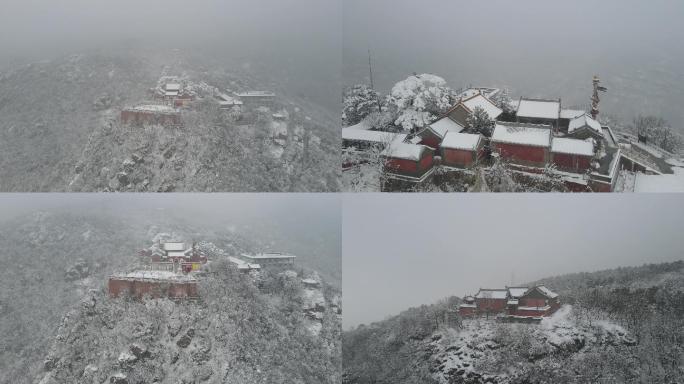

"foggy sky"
[0,0,339,60]
[0,0,341,112]
[0,193,337,225]
[343,194,684,329]
[343,0,684,127]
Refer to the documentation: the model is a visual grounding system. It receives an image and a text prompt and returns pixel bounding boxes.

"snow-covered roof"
[516,98,561,120]
[461,94,503,120]
[301,278,320,285]
[535,286,559,299]
[634,167,684,192]
[228,256,261,270]
[441,132,482,151]
[475,289,508,299]
[456,87,500,99]
[518,305,551,311]
[569,114,602,134]
[163,242,186,251]
[112,270,196,282]
[165,83,181,91]
[560,109,585,120]
[381,141,428,161]
[459,303,477,308]
[162,242,186,251]
[429,117,464,137]
[342,128,405,144]
[507,287,529,298]
[165,90,179,97]
[551,137,594,156]
[166,251,187,257]
[127,104,178,114]
[236,91,275,97]
[217,93,243,105]
[491,122,552,147]
[242,252,296,259]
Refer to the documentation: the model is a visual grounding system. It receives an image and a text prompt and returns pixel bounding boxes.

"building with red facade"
[381,142,435,182]
[108,271,198,300]
[551,137,595,173]
[444,93,503,127]
[458,285,560,320]
[491,122,552,167]
[141,241,208,273]
[440,132,485,168]
[416,116,465,149]
[516,97,561,131]
[567,113,604,141]
[120,104,181,127]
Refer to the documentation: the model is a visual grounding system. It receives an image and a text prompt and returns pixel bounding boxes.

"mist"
[343,0,684,127]
[0,0,341,112]
[0,193,342,282]
[342,193,684,329]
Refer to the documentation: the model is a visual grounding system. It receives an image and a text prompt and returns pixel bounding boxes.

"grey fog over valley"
[0,0,341,192]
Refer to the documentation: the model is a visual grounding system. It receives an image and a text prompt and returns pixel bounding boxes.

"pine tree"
[342,84,381,127]
[465,106,495,137]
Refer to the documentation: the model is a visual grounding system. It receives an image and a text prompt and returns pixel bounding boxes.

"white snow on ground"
[666,158,684,167]
[632,142,665,159]
[430,305,635,384]
[344,120,371,130]
[128,104,178,113]
[634,167,684,192]
[302,286,325,312]
[270,120,287,138]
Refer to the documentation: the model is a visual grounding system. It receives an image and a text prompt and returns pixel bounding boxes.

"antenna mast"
[368,49,375,90]
[590,75,607,120]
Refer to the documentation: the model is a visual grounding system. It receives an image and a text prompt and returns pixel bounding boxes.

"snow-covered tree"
[633,115,682,153]
[387,74,455,132]
[342,84,381,127]
[485,153,520,192]
[465,106,495,137]
[492,88,516,119]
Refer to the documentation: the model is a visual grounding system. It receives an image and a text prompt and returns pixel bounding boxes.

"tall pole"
[369,49,381,112]
[591,75,607,120]
[368,49,375,90]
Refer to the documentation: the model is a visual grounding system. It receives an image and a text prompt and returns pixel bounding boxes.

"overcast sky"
[0,193,337,225]
[343,194,684,329]
[0,0,341,112]
[343,0,684,127]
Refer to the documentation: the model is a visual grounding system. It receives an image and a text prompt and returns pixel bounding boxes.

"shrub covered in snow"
[387,74,455,132]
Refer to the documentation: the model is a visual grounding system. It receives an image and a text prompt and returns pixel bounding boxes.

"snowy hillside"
[0,209,341,384]
[343,261,684,384]
[38,260,341,384]
[0,50,340,192]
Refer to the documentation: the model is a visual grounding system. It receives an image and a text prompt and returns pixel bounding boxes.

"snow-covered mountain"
[0,209,341,384]
[0,50,340,192]
[342,261,684,384]
[38,260,341,384]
